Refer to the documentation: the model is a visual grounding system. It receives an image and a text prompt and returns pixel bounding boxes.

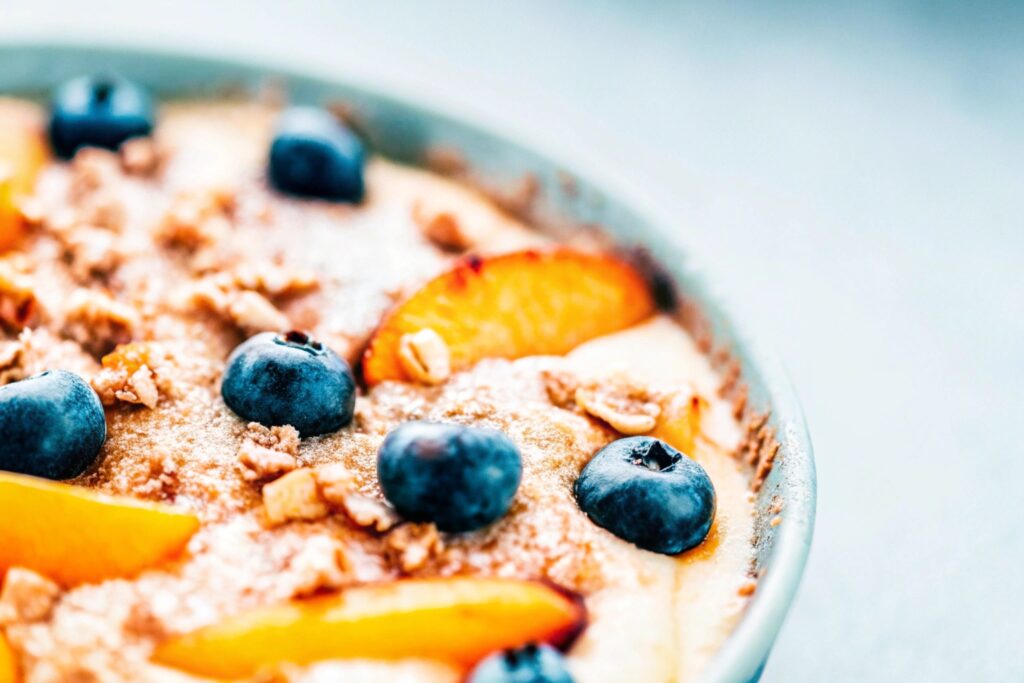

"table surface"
[3,1,1022,680]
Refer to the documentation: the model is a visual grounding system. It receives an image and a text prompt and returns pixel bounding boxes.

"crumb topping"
[397,328,451,385]
[238,423,301,481]
[60,288,137,357]
[384,523,444,573]
[0,567,60,624]
[0,338,25,384]
[574,376,662,435]
[0,260,41,332]
[262,469,330,526]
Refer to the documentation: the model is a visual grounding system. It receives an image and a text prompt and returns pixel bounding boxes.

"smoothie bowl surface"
[0,45,814,683]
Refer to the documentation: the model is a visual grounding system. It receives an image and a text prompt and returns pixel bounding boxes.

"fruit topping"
[0,471,199,585]
[574,436,715,555]
[651,391,706,457]
[0,631,15,683]
[0,369,106,480]
[0,99,47,252]
[221,331,356,437]
[48,76,154,159]
[152,577,585,679]
[467,643,575,683]
[377,421,522,533]
[362,249,656,385]
[268,106,365,202]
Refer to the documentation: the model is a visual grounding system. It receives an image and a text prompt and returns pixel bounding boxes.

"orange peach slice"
[0,472,199,586]
[0,631,15,683]
[363,249,656,385]
[153,577,586,678]
[652,392,708,457]
[0,100,47,252]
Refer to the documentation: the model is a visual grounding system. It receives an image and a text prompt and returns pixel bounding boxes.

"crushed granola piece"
[232,260,319,298]
[119,137,161,176]
[342,495,402,533]
[0,261,41,332]
[92,363,159,408]
[65,149,128,232]
[412,202,473,251]
[26,660,101,683]
[62,226,124,281]
[285,535,351,597]
[243,422,301,455]
[78,190,126,232]
[126,368,158,408]
[69,148,121,199]
[0,339,25,385]
[313,462,356,505]
[238,423,301,482]
[541,369,579,408]
[239,443,298,482]
[35,205,78,239]
[385,523,444,573]
[397,328,451,385]
[315,464,400,533]
[262,469,328,526]
[123,601,168,640]
[158,189,233,250]
[61,289,137,356]
[188,274,233,312]
[133,452,182,499]
[575,377,661,435]
[188,275,290,333]
[0,566,60,624]
[227,290,290,332]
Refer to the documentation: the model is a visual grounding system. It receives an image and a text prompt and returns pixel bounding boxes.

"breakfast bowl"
[0,43,815,683]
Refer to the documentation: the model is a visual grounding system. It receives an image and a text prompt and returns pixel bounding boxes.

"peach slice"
[652,392,707,457]
[0,631,15,683]
[153,577,586,678]
[363,249,656,385]
[0,100,47,252]
[0,472,199,586]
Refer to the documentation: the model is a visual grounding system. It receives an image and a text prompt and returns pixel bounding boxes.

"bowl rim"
[0,41,816,682]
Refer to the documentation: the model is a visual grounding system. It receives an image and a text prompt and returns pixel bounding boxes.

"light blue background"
[2,2,1022,680]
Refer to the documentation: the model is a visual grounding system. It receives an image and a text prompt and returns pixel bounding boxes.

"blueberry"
[377,421,522,532]
[48,75,154,159]
[0,370,106,479]
[467,644,575,683]
[221,331,355,437]
[574,436,715,555]
[268,106,365,202]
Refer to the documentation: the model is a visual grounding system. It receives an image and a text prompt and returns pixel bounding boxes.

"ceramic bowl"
[0,43,816,683]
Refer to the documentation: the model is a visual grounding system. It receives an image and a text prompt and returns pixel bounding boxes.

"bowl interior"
[0,42,815,683]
